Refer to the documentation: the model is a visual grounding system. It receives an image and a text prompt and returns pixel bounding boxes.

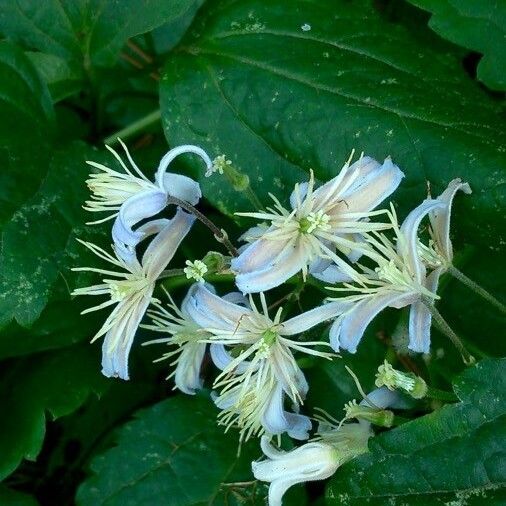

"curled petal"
[154,144,211,194]
[112,189,167,250]
[407,267,443,353]
[142,208,195,280]
[161,172,202,206]
[362,386,409,410]
[174,342,206,395]
[334,292,417,353]
[234,240,310,293]
[430,179,471,262]
[398,199,445,282]
[289,181,309,209]
[210,343,252,374]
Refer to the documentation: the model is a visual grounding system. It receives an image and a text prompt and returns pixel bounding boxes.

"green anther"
[261,329,278,346]
[299,217,311,233]
[344,401,394,427]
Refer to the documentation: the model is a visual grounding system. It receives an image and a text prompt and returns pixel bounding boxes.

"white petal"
[142,208,195,279]
[210,343,252,373]
[238,224,270,243]
[174,342,206,394]
[162,172,202,205]
[231,231,288,274]
[362,386,407,410]
[155,144,211,189]
[339,157,404,213]
[311,264,354,284]
[398,199,445,282]
[289,181,309,209]
[112,189,167,249]
[430,179,471,262]
[337,292,416,353]
[185,284,252,331]
[281,300,352,335]
[234,240,310,293]
[407,267,442,353]
[101,290,152,380]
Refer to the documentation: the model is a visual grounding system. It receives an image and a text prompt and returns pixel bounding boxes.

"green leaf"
[0,142,108,328]
[160,0,506,247]
[326,358,506,505]
[406,0,506,92]
[0,0,204,71]
[0,487,39,506]
[0,344,107,481]
[76,394,264,506]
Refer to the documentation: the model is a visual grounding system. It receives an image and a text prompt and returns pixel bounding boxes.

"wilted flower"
[143,284,211,394]
[232,154,404,293]
[72,208,195,380]
[327,199,445,354]
[184,284,346,440]
[375,360,427,399]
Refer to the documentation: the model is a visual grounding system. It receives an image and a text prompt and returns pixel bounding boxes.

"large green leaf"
[0,0,202,72]
[76,394,265,506]
[0,344,107,481]
[0,142,109,329]
[326,358,506,504]
[407,0,506,92]
[0,487,39,506]
[160,0,506,247]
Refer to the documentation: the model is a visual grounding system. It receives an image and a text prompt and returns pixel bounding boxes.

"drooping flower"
[327,199,446,354]
[184,284,347,441]
[232,154,404,293]
[253,387,405,506]
[72,208,195,380]
[143,284,211,394]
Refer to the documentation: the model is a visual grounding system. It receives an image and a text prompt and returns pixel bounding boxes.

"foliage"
[0,0,504,505]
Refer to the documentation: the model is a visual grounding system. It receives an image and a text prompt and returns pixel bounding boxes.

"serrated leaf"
[407,0,506,92]
[326,358,506,505]
[160,0,506,248]
[0,344,107,481]
[76,394,265,506]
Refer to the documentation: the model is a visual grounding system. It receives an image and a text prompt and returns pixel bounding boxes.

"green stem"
[104,109,161,145]
[161,272,235,291]
[448,265,506,314]
[426,387,458,402]
[422,298,475,366]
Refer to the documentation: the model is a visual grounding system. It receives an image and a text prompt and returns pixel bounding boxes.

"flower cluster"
[74,141,501,505]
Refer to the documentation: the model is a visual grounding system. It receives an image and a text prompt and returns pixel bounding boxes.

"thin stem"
[104,109,161,145]
[168,196,238,256]
[161,272,236,292]
[448,265,506,314]
[422,298,475,366]
[426,387,458,403]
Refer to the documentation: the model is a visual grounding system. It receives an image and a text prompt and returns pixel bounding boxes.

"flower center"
[109,277,148,301]
[257,329,278,358]
[299,210,331,234]
[375,260,411,288]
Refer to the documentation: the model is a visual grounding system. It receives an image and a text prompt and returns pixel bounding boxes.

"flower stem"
[103,109,161,145]
[422,298,475,366]
[426,387,458,402]
[167,196,238,256]
[448,265,506,314]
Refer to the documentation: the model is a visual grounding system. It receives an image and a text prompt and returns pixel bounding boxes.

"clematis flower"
[72,208,195,380]
[143,284,212,394]
[184,284,347,441]
[231,154,404,293]
[253,387,405,506]
[327,199,446,354]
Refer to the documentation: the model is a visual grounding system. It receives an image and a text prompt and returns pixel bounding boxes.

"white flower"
[206,154,232,177]
[72,208,195,380]
[183,259,208,281]
[232,154,404,293]
[327,199,446,354]
[143,284,210,394]
[84,141,209,254]
[184,284,346,441]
